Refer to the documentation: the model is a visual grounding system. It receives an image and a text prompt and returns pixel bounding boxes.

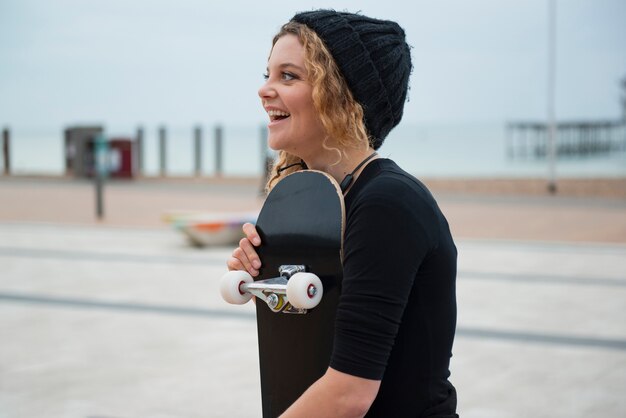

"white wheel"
[286,272,323,309]
[220,271,253,304]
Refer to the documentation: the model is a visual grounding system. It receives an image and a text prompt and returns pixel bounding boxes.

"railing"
[506,120,626,159]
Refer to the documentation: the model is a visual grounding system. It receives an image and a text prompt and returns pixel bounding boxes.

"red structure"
[108,138,134,178]
[64,126,135,179]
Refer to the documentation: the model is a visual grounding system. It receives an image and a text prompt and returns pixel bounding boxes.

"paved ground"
[1,176,625,243]
[0,176,625,417]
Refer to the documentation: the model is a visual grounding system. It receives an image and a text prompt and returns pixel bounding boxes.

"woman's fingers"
[239,237,261,271]
[230,245,259,277]
[241,223,262,273]
[225,223,262,277]
[226,256,244,272]
[243,223,261,246]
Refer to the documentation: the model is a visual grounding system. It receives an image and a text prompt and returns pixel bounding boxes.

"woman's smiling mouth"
[267,109,291,122]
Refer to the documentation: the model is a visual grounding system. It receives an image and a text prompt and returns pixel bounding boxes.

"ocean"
[4,122,626,179]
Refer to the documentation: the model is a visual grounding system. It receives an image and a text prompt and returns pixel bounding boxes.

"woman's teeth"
[268,110,291,120]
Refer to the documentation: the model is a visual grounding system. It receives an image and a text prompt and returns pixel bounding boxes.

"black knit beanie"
[291,9,412,150]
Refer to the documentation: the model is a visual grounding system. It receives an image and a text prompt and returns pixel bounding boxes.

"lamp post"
[94,133,109,220]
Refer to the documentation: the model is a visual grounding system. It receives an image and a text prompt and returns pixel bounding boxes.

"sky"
[1,0,625,132]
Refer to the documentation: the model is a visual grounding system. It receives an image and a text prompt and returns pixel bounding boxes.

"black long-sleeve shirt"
[329,158,458,417]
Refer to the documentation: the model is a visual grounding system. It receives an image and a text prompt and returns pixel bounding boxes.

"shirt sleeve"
[329,178,438,380]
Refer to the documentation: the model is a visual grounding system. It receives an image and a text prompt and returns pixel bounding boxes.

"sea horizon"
[3,121,625,179]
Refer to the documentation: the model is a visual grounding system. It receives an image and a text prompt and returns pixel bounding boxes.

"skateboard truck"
[248,265,307,314]
[220,265,324,314]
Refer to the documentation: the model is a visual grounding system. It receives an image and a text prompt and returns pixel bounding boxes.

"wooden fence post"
[2,127,9,175]
[194,125,202,176]
[214,125,223,177]
[135,126,144,177]
[159,126,167,177]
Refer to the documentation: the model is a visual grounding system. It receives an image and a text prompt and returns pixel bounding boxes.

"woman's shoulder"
[346,159,445,245]
[352,158,436,208]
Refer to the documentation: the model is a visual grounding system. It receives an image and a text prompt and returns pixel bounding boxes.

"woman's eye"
[263,71,299,81]
[281,72,297,81]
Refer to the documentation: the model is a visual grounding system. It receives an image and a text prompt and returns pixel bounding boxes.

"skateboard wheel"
[286,273,323,309]
[220,271,253,304]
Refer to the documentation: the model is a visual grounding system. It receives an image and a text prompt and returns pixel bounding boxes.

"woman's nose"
[258,80,276,100]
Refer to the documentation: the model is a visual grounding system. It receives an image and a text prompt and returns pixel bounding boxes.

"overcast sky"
[1,0,624,131]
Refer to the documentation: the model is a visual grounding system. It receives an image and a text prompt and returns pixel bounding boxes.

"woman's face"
[258,34,327,159]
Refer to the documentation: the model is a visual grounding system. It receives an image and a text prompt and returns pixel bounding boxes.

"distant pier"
[506,119,626,159]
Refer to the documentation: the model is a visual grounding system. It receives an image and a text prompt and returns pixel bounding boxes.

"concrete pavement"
[1,175,625,417]
[1,222,625,417]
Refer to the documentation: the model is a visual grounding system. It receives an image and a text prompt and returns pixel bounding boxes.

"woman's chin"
[267,135,289,152]
[267,139,282,152]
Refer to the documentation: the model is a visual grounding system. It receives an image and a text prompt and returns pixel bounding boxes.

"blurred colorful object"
[162,211,257,247]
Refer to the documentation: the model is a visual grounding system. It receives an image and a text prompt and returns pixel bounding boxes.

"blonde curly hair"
[265,21,371,192]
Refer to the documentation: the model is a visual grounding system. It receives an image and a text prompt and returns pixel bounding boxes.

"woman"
[228,10,458,418]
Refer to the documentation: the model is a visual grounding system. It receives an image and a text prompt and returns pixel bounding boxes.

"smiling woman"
[229,9,459,418]
[259,33,368,189]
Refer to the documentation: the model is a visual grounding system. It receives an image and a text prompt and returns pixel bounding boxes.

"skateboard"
[220,170,344,417]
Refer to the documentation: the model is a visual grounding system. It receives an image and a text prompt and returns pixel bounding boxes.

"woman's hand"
[227,223,262,277]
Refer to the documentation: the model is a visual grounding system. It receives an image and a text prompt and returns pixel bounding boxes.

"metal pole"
[159,125,167,177]
[94,133,108,220]
[95,169,104,219]
[2,127,9,175]
[136,126,144,177]
[547,0,557,194]
[64,128,73,176]
[215,124,223,177]
[194,125,202,176]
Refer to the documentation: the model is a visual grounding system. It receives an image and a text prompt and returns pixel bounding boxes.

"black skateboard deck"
[221,170,344,417]
[255,170,344,417]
